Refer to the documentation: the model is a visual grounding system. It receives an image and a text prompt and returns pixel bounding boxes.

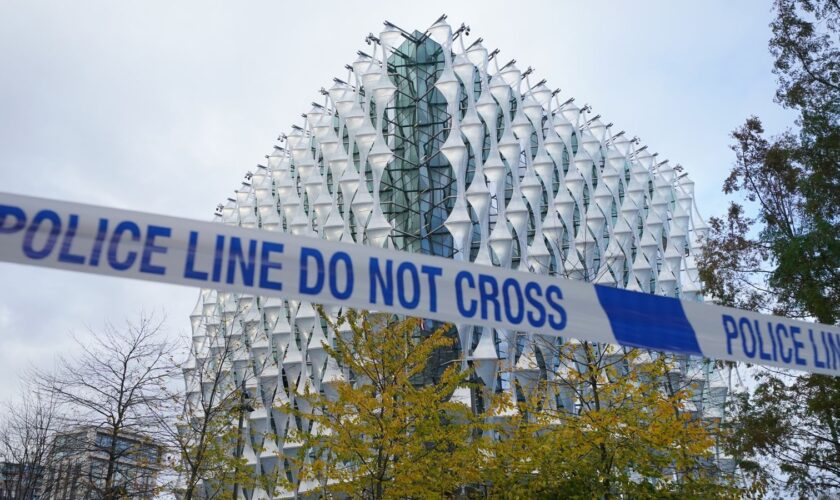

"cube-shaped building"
[183,17,732,498]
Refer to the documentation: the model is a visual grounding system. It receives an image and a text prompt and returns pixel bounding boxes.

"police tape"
[0,192,838,376]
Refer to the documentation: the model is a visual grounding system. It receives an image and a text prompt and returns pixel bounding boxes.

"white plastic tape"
[1,192,838,376]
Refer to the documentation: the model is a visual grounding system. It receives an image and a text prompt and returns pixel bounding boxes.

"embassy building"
[184,16,732,498]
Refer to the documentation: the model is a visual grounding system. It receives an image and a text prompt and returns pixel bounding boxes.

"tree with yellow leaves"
[284,309,742,498]
[284,309,482,499]
[480,340,742,498]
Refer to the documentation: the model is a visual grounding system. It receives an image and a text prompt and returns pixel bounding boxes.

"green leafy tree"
[698,0,839,495]
[699,0,839,323]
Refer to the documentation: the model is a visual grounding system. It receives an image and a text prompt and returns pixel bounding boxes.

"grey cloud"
[0,0,794,403]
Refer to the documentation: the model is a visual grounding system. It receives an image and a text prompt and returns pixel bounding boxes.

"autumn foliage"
[280,310,739,499]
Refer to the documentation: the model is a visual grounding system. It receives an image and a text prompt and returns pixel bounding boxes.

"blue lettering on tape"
[259,241,284,291]
[396,262,420,310]
[478,274,501,322]
[524,282,546,328]
[57,214,85,265]
[140,225,170,275]
[89,218,109,267]
[455,271,476,318]
[328,251,352,299]
[299,247,325,295]
[1,192,839,376]
[0,204,26,234]
[420,265,442,313]
[184,231,208,281]
[545,285,567,331]
[108,220,141,271]
[23,210,61,260]
[369,257,393,306]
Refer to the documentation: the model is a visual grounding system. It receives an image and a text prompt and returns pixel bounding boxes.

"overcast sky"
[0,0,795,403]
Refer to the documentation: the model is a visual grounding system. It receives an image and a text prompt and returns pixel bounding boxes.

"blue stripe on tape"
[594,285,703,356]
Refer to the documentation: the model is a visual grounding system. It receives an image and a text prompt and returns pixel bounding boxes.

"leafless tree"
[156,296,268,499]
[0,384,63,499]
[34,313,178,500]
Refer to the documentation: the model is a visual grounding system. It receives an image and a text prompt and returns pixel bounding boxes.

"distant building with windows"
[44,427,162,500]
[0,462,45,500]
